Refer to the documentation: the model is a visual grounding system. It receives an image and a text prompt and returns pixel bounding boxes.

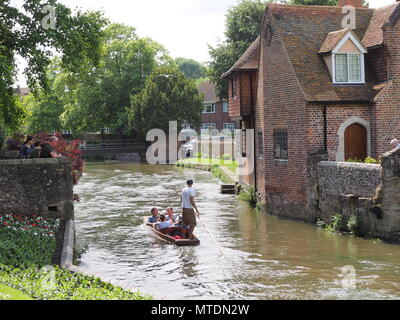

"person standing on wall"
[181,180,200,239]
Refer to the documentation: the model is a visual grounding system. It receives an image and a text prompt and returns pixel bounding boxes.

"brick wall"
[228,76,241,118]
[256,9,310,219]
[366,46,388,83]
[372,20,400,157]
[307,103,374,161]
[239,72,257,117]
[201,101,233,130]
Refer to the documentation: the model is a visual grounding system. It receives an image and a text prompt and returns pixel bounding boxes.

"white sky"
[14,0,396,86]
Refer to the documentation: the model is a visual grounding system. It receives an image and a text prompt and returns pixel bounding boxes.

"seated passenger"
[148,208,159,223]
[156,214,172,231]
[40,136,61,158]
[165,207,178,223]
[29,140,42,158]
[19,136,34,159]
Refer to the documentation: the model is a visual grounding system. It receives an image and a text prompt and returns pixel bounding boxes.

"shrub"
[0,264,152,300]
[0,228,56,268]
[239,186,258,208]
[0,214,60,267]
[0,125,5,150]
[6,132,25,150]
[324,214,344,233]
[346,158,362,163]
[220,153,232,160]
[364,156,378,164]
[347,213,361,235]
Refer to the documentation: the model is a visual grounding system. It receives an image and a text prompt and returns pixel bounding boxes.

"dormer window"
[334,53,363,83]
[319,29,367,85]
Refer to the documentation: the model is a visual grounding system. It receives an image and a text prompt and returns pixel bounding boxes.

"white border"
[336,116,371,161]
[332,31,366,85]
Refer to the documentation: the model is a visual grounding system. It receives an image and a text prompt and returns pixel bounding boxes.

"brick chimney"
[338,0,363,8]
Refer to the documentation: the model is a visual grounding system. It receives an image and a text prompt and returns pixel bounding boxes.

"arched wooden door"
[344,123,367,161]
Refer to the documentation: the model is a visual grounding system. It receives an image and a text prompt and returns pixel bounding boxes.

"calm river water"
[74,163,400,300]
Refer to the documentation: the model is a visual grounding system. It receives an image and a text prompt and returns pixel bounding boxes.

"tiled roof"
[268,4,376,102]
[221,37,260,79]
[319,29,349,54]
[362,4,399,48]
[198,80,218,102]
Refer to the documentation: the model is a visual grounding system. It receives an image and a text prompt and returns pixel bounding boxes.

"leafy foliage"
[239,186,259,208]
[0,0,108,131]
[347,213,361,235]
[208,0,266,98]
[127,66,203,138]
[324,214,344,233]
[364,156,378,164]
[175,57,206,79]
[0,264,152,300]
[0,125,7,150]
[5,132,25,150]
[0,214,60,268]
[60,23,171,135]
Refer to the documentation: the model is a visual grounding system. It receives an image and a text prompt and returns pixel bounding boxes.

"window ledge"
[274,159,288,163]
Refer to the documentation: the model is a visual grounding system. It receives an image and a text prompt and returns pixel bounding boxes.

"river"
[74,163,400,300]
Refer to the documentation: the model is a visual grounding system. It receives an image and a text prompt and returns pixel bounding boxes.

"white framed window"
[223,123,235,130]
[201,123,217,130]
[223,102,229,113]
[232,77,237,98]
[182,123,194,130]
[333,53,364,84]
[203,103,215,113]
[331,32,366,85]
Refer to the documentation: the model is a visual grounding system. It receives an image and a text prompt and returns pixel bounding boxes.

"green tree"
[0,0,107,131]
[208,0,266,99]
[24,58,69,133]
[60,23,171,135]
[175,58,206,79]
[127,66,204,138]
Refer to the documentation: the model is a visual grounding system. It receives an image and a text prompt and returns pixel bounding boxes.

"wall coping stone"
[0,157,71,165]
[319,161,381,170]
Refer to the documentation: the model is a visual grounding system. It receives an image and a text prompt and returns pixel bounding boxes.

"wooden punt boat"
[143,217,200,246]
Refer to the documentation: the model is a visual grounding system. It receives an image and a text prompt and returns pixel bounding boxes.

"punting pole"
[198,215,224,255]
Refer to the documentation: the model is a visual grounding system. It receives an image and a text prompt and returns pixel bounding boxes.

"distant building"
[196,80,235,135]
[14,86,30,97]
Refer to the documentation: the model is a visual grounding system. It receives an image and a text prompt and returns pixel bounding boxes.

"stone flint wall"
[318,161,381,198]
[310,148,400,242]
[0,157,74,219]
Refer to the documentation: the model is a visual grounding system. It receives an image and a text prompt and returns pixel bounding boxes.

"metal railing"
[79,139,149,151]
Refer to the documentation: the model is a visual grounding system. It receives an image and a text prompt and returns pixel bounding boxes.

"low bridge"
[79,139,149,159]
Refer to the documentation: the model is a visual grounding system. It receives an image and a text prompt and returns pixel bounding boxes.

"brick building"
[222,0,400,221]
[196,80,235,134]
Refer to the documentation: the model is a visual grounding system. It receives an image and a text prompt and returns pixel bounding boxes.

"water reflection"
[74,163,400,300]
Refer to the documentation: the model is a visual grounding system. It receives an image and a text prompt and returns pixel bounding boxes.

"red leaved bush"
[36,132,84,185]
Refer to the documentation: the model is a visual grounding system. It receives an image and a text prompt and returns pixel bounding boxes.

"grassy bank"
[0,283,33,300]
[0,214,152,300]
[177,156,238,174]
